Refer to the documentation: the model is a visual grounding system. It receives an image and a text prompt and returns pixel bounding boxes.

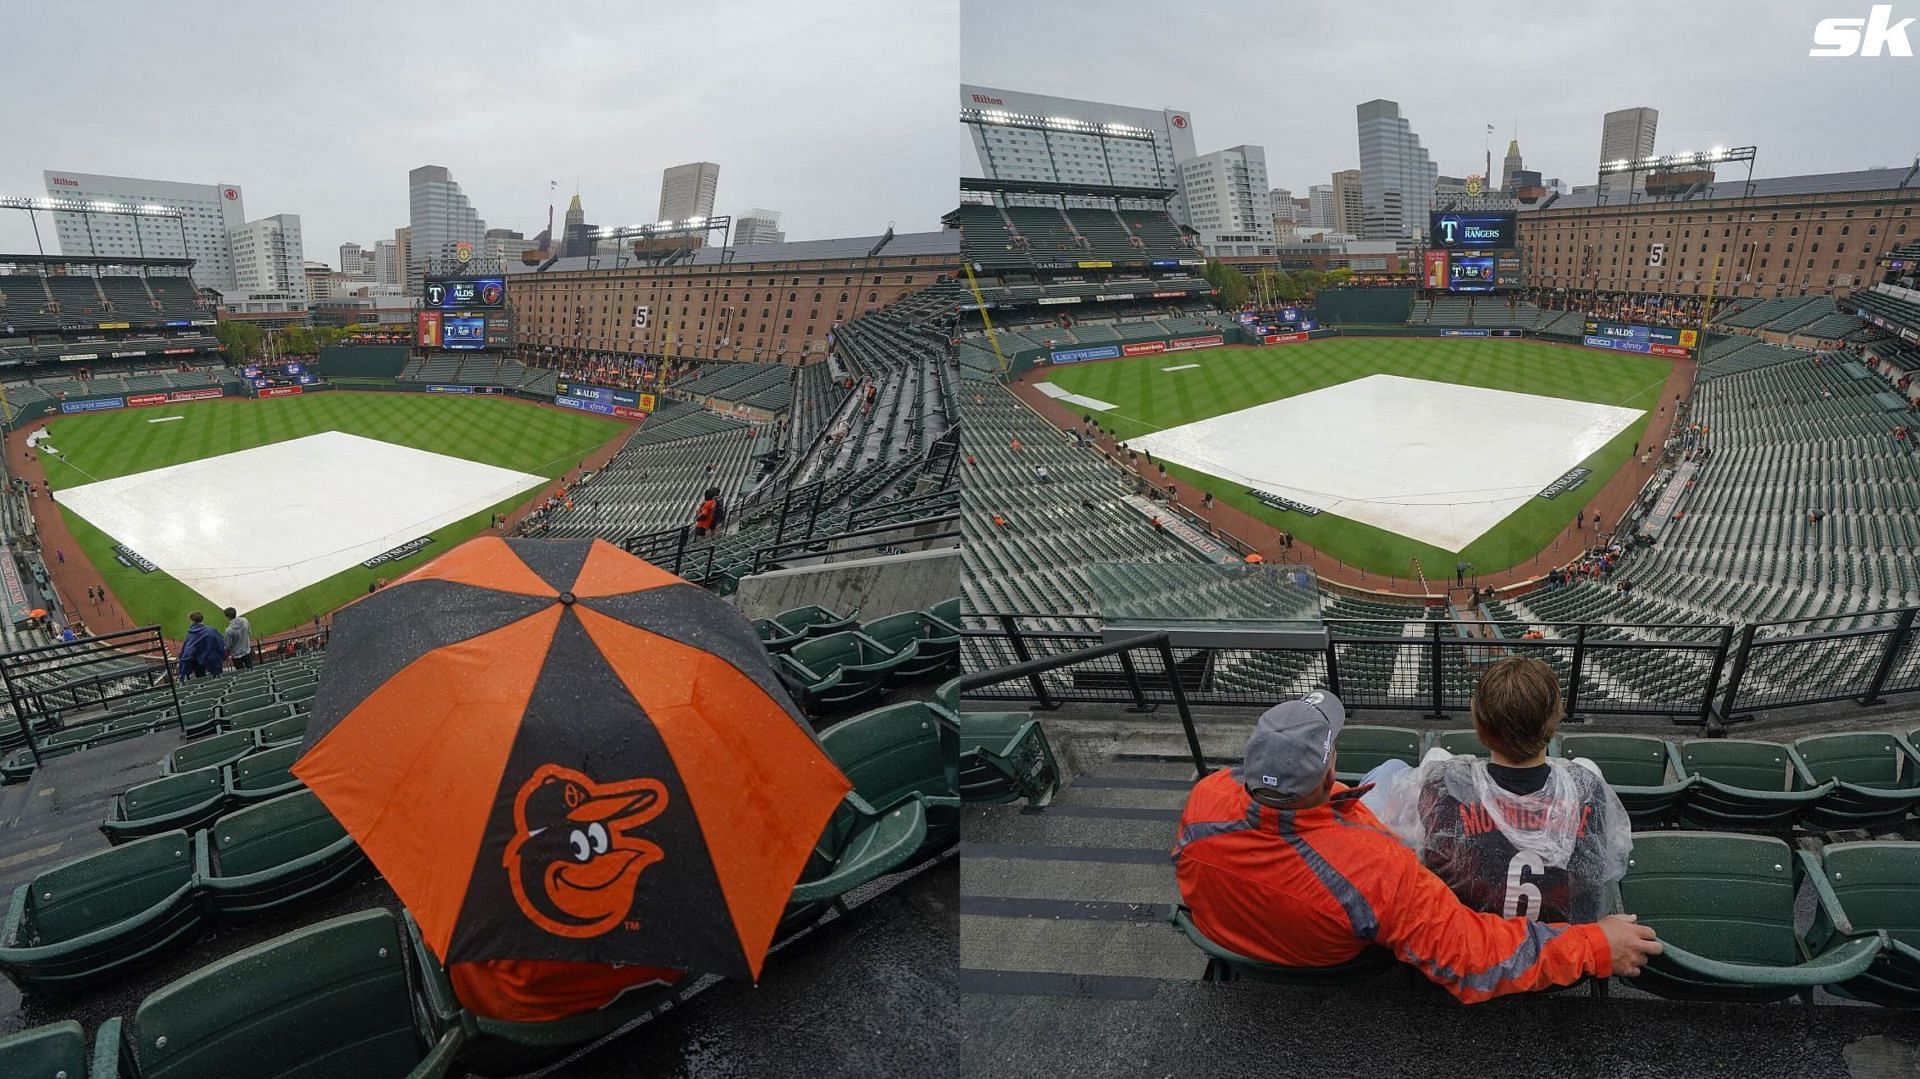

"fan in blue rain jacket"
[178,611,228,679]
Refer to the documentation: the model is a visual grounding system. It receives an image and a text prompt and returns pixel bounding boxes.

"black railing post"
[1718,622,1759,729]
[1428,620,1445,719]
[1324,634,1342,699]
[1565,624,1587,717]
[673,525,689,575]
[997,613,1056,710]
[773,483,796,546]
[1699,624,1735,732]
[1118,649,1155,714]
[0,658,37,768]
[1155,638,1206,780]
[1859,606,1917,706]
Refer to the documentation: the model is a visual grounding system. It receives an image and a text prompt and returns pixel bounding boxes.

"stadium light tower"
[1596,147,1756,206]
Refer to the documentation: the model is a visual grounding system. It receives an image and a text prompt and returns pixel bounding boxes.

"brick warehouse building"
[504,230,958,366]
[1518,166,1920,300]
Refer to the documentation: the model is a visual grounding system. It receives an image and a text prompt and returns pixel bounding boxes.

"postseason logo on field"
[362,536,437,569]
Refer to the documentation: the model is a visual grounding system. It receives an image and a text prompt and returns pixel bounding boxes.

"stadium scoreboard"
[1424,249,1522,292]
[1581,320,1697,358]
[416,275,513,351]
[423,277,505,309]
[1429,212,1517,250]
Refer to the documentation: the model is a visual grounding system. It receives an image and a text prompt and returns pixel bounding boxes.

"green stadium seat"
[791,792,931,904]
[252,713,310,748]
[817,701,958,851]
[217,691,275,717]
[1559,734,1693,829]
[221,703,295,733]
[1332,726,1422,785]
[771,603,859,639]
[92,715,160,747]
[860,611,961,679]
[777,632,917,712]
[1677,740,1831,829]
[1803,841,1920,1007]
[1424,729,1564,759]
[163,729,257,774]
[956,709,1060,807]
[0,830,203,994]
[754,617,809,653]
[0,1020,88,1076]
[194,789,368,922]
[1794,732,1920,831]
[400,909,664,1076]
[1618,832,1882,1003]
[93,909,462,1078]
[102,767,228,844]
[223,741,306,803]
[177,706,219,739]
[1169,905,1394,984]
[928,597,960,624]
[276,681,317,706]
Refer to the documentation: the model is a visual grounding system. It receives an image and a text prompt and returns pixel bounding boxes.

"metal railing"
[958,607,1920,731]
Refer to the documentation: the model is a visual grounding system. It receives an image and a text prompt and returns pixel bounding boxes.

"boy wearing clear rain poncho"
[1362,656,1633,923]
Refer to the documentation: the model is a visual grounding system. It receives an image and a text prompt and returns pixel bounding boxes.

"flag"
[1486,124,1495,134]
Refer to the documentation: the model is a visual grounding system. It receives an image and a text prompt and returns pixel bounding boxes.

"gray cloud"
[0,0,956,263]
[961,0,1913,194]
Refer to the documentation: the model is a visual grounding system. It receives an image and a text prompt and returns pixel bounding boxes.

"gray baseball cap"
[1242,691,1347,800]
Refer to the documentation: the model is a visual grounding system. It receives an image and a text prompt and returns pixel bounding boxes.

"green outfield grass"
[39,393,625,639]
[1042,338,1674,578]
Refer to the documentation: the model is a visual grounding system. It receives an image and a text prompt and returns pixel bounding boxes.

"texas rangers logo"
[505,765,667,937]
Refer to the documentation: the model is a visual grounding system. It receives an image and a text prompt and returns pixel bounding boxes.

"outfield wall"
[316,345,409,379]
[8,384,236,429]
[1004,325,1257,377]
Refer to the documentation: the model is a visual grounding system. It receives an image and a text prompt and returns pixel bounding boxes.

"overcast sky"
[961,0,1914,196]
[0,0,955,264]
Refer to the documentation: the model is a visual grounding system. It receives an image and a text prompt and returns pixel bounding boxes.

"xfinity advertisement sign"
[1428,212,1517,250]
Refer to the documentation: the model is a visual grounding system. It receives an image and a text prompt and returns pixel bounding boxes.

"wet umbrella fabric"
[291,536,850,981]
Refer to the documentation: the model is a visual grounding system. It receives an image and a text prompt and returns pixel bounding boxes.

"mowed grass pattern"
[40,393,624,638]
[1043,338,1674,577]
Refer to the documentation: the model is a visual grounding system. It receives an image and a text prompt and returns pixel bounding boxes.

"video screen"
[423,278,506,310]
[1449,256,1496,291]
[1429,212,1518,250]
[441,316,487,349]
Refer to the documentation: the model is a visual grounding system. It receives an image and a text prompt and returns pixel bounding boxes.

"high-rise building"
[373,239,397,286]
[1331,169,1363,237]
[1269,189,1296,225]
[564,192,585,233]
[735,209,785,245]
[392,228,410,288]
[1598,107,1659,200]
[657,162,720,223]
[338,242,362,276]
[1307,185,1335,230]
[485,228,536,265]
[229,213,305,297]
[1181,146,1273,257]
[407,165,488,294]
[1500,139,1525,194]
[1355,100,1437,242]
[41,171,248,292]
[961,85,1199,224]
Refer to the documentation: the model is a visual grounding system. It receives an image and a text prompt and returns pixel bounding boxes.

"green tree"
[276,324,317,356]
[1201,258,1251,311]
[213,318,263,362]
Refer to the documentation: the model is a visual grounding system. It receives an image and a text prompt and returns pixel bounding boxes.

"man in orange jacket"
[1174,692,1661,1003]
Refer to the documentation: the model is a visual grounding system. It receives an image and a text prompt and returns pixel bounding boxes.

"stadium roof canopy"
[0,253,193,268]
[1528,166,1920,211]
[509,230,956,275]
[959,177,1178,201]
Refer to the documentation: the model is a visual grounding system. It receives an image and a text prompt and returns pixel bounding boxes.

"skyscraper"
[564,192,585,233]
[1180,146,1273,256]
[42,171,248,292]
[373,239,397,286]
[1331,169,1363,237]
[734,209,785,245]
[229,214,305,296]
[393,227,410,289]
[1269,188,1295,225]
[1500,139,1525,194]
[1307,185,1335,230]
[407,165,488,294]
[1598,107,1659,200]
[1354,100,1436,242]
[338,241,362,275]
[658,162,720,223]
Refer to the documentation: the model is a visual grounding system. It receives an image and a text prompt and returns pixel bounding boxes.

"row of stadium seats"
[0,273,207,334]
[954,202,1199,270]
[758,600,961,713]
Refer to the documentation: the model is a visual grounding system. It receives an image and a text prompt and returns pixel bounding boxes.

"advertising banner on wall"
[1166,335,1226,352]
[1050,345,1121,364]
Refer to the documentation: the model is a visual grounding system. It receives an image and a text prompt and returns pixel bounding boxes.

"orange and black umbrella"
[291,536,851,981]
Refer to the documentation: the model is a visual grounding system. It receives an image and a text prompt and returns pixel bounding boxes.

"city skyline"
[0,0,953,265]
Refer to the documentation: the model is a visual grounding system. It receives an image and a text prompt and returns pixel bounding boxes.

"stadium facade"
[505,230,958,365]
[41,170,249,292]
[1519,166,1920,298]
[960,84,1197,225]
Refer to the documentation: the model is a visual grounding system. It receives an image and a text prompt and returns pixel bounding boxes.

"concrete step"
[961,854,1175,906]
[1047,782,1189,811]
[960,912,1204,981]
[962,809,1175,849]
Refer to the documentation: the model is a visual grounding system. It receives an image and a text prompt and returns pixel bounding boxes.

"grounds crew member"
[1173,692,1661,1003]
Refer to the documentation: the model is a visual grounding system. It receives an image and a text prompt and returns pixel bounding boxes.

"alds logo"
[505,765,667,938]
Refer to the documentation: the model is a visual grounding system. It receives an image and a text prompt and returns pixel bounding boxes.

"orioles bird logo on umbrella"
[505,764,669,937]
